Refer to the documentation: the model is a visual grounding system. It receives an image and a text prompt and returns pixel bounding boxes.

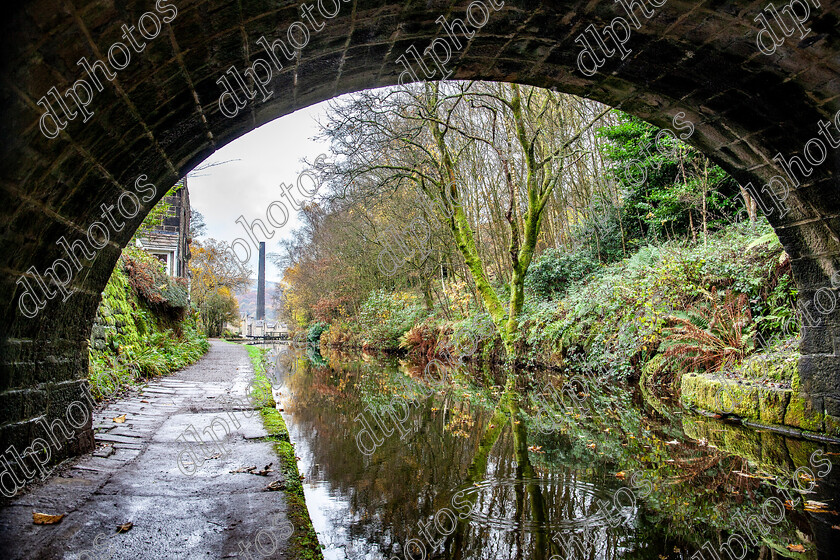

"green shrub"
[358,290,425,350]
[307,321,329,343]
[517,221,797,383]
[525,248,599,298]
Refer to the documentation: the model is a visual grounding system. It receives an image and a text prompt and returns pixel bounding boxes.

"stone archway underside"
[1,0,839,461]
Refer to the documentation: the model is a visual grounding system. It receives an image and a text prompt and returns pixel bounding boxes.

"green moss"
[759,389,790,425]
[759,432,792,469]
[641,353,668,382]
[681,373,803,427]
[246,345,324,560]
[726,383,760,418]
[681,374,760,418]
[738,350,799,383]
[680,335,828,438]
[88,255,209,399]
[825,415,840,438]
[784,395,824,432]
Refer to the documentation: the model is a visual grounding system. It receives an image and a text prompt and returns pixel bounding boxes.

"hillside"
[236,280,281,320]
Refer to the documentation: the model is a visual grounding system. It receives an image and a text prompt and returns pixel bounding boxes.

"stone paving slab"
[0,341,295,559]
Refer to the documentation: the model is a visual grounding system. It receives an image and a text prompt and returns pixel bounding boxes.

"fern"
[661,289,754,373]
[746,231,781,252]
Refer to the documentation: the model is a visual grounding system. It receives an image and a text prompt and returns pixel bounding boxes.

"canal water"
[260,343,840,560]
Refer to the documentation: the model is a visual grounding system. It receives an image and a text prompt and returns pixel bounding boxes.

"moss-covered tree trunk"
[419,84,608,360]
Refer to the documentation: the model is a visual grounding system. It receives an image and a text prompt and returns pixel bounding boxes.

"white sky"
[186,103,331,282]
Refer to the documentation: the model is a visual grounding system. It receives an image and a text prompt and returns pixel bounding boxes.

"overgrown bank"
[245,345,324,560]
[274,89,827,437]
[87,247,209,399]
[304,221,829,436]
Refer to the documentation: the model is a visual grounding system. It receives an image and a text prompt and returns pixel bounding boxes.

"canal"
[259,342,840,560]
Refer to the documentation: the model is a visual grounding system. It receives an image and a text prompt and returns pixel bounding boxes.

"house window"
[150,252,174,276]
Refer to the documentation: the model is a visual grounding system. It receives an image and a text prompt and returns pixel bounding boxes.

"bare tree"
[316,81,610,358]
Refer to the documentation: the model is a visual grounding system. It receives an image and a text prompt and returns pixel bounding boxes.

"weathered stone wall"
[1,0,838,468]
[89,258,145,355]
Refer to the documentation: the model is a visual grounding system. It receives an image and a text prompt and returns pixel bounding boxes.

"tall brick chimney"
[257,241,265,320]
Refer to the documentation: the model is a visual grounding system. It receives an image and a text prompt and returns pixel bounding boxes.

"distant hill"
[235,280,280,320]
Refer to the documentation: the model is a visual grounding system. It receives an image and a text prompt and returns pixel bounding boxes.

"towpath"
[0,340,297,559]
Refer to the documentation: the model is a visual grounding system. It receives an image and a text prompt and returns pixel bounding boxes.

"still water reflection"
[261,343,840,560]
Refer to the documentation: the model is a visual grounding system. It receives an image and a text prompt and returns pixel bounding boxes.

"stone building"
[136,179,191,278]
[238,314,287,338]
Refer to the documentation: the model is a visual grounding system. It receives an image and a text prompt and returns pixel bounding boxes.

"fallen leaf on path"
[265,481,286,492]
[255,463,274,476]
[786,544,806,552]
[140,400,150,403]
[113,414,126,423]
[116,522,133,533]
[230,466,257,474]
[33,512,65,524]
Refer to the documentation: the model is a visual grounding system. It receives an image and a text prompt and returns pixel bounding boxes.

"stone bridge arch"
[1,0,839,464]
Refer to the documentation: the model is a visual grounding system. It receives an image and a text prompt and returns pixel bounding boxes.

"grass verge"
[89,327,209,400]
[246,344,324,560]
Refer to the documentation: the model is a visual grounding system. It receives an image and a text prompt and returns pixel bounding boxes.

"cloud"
[187,103,330,282]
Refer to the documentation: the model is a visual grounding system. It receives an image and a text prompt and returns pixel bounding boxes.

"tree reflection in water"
[262,343,840,560]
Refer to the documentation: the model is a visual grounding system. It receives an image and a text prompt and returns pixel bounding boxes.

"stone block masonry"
[217,0,351,117]
[37,0,177,139]
[15,176,158,319]
[2,0,840,489]
[0,383,97,497]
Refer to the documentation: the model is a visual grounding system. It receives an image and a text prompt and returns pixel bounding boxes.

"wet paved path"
[0,340,294,559]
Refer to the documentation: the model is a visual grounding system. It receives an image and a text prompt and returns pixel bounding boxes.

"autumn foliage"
[662,289,754,373]
[123,248,188,319]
